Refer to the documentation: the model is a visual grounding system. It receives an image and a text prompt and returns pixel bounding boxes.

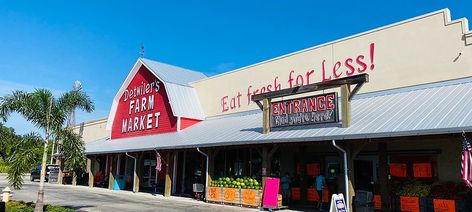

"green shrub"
[395,181,431,197]
[46,205,76,212]
[6,200,75,212]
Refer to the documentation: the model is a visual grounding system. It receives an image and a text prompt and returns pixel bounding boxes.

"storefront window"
[214,148,262,179]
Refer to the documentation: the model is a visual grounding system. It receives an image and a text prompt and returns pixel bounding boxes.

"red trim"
[180,117,201,130]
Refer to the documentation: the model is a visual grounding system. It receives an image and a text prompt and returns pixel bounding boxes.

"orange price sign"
[306,163,320,176]
[413,163,432,178]
[208,187,220,201]
[242,189,257,205]
[374,195,381,210]
[291,187,300,201]
[323,189,329,203]
[223,188,236,202]
[307,188,319,201]
[390,163,407,177]
[400,196,419,212]
[433,199,455,212]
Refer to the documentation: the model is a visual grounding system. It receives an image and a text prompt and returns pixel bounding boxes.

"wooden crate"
[206,187,223,202]
[222,187,240,204]
[240,189,262,207]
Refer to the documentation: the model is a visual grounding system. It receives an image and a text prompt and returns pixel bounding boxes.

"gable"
[111,65,178,139]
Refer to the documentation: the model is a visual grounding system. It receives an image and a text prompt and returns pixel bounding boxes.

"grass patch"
[6,200,75,212]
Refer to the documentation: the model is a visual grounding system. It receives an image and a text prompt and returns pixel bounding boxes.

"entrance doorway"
[175,151,205,196]
[354,160,374,192]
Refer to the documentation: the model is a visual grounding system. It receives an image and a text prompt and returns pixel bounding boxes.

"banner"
[413,163,432,178]
[390,163,407,177]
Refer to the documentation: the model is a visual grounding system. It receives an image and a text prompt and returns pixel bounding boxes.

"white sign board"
[329,193,348,212]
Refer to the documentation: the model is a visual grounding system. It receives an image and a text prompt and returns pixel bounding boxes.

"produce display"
[210,177,262,190]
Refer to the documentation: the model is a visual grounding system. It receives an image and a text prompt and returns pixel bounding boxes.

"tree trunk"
[34,131,49,212]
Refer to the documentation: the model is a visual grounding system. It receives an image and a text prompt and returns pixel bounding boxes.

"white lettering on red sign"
[121,80,161,133]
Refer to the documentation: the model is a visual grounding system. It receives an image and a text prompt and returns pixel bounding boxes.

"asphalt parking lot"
[0,174,260,212]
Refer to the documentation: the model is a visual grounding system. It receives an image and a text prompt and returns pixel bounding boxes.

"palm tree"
[0,88,94,212]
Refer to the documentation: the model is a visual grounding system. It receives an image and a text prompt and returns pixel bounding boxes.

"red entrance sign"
[390,163,407,177]
[413,163,432,178]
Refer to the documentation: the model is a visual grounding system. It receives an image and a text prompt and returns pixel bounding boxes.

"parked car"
[30,164,59,182]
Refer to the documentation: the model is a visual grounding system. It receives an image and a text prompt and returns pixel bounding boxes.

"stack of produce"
[209,176,262,190]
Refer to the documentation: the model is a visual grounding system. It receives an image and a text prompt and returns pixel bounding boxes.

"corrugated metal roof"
[165,82,205,120]
[87,77,472,154]
[141,58,206,120]
[140,58,207,86]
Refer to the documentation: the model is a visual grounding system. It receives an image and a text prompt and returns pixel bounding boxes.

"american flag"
[461,135,472,188]
[156,152,162,172]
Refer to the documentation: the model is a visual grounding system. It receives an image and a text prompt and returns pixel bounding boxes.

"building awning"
[86,76,472,155]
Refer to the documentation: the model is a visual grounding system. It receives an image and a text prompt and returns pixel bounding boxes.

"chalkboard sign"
[48,166,60,183]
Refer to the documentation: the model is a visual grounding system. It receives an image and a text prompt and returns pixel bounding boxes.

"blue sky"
[1,1,471,135]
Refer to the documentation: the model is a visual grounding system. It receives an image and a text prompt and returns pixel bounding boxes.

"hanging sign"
[270,92,339,128]
[389,163,407,177]
[413,163,432,178]
[306,163,321,176]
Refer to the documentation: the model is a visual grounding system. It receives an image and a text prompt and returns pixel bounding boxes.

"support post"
[208,150,217,186]
[164,152,173,197]
[87,157,94,188]
[378,143,389,212]
[108,155,115,190]
[56,158,63,185]
[72,172,77,186]
[181,151,186,193]
[136,152,144,193]
[341,84,351,128]
[299,146,307,205]
[346,142,367,208]
[262,98,271,134]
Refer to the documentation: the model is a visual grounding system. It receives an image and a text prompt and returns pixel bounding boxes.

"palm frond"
[56,128,86,172]
[6,132,43,189]
[57,90,94,115]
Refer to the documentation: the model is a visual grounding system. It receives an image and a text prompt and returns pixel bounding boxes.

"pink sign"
[262,177,280,207]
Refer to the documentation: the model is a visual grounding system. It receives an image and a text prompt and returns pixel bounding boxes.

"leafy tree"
[0,88,94,212]
[0,122,19,161]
